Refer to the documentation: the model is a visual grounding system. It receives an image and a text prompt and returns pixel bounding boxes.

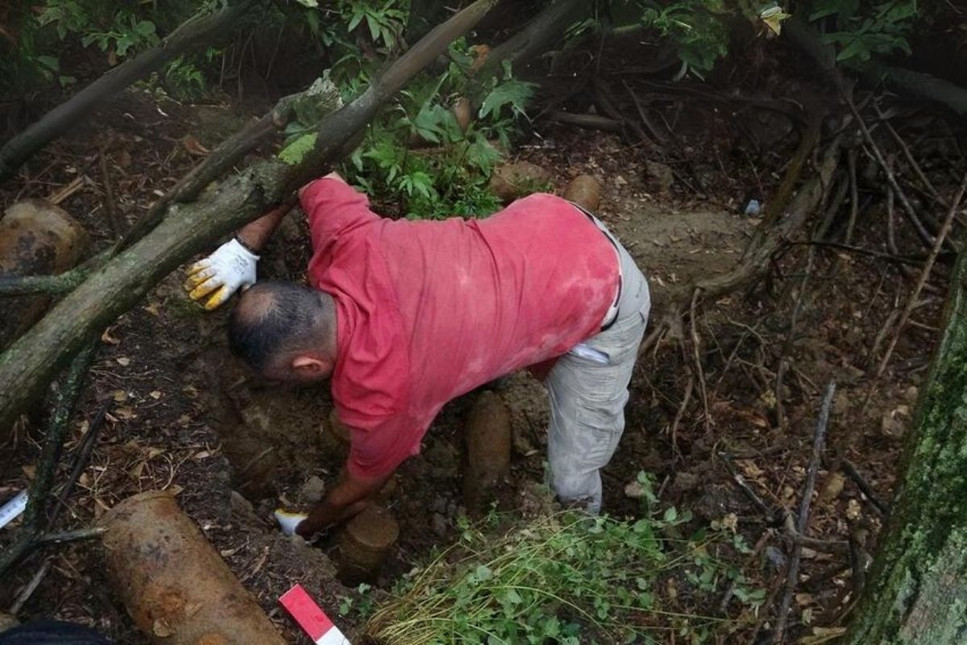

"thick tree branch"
[0,0,501,438]
[0,0,257,183]
[0,342,96,575]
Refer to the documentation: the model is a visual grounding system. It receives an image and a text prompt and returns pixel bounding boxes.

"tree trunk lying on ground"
[0,0,501,439]
[845,207,967,643]
[0,0,258,184]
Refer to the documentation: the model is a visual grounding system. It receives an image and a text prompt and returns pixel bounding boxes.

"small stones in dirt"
[563,174,603,212]
[489,161,552,202]
[431,512,448,537]
[0,612,19,632]
[644,160,675,196]
[672,471,700,494]
[230,490,257,521]
[301,475,326,504]
[818,472,845,506]
[423,440,459,478]
[624,479,647,499]
[880,405,911,439]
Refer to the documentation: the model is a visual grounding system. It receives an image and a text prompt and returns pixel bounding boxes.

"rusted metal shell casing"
[463,391,511,514]
[563,174,602,212]
[0,199,88,350]
[337,506,399,586]
[100,490,285,645]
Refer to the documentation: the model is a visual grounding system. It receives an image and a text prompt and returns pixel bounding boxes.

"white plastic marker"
[0,490,28,530]
[280,584,351,645]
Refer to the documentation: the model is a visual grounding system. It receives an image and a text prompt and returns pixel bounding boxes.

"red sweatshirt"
[301,177,618,480]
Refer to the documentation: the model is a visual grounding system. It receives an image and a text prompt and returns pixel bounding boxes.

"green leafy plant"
[341,39,533,220]
[366,509,764,644]
[637,0,730,78]
[809,0,918,62]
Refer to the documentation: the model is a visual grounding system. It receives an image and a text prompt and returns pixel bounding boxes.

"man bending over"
[185,172,650,538]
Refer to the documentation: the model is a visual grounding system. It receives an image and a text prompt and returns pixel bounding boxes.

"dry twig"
[864,171,967,409]
[775,382,836,642]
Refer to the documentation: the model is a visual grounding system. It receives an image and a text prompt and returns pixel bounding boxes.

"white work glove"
[274,509,309,537]
[184,238,259,310]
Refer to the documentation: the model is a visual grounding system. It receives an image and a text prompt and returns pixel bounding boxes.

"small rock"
[229,490,255,519]
[489,162,552,202]
[301,476,326,504]
[904,386,919,405]
[0,612,19,632]
[624,480,646,499]
[452,97,471,133]
[818,472,846,506]
[431,512,448,537]
[672,471,700,493]
[880,405,910,439]
[563,175,602,212]
[765,545,787,570]
[644,161,674,195]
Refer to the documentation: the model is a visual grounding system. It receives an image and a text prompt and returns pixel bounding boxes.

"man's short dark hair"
[228,281,326,371]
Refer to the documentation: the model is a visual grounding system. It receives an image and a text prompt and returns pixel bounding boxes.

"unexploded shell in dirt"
[0,199,89,351]
[563,174,603,212]
[488,162,552,202]
[463,391,511,514]
[100,490,285,645]
[453,96,472,133]
[337,505,399,586]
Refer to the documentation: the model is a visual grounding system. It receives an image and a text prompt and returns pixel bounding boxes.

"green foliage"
[809,0,918,63]
[637,0,730,78]
[341,37,532,219]
[366,509,764,644]
[1,0,205,97]
[279,133,319,165]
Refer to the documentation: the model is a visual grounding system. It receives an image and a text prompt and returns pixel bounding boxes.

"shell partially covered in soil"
[0,199,88,349]
[100,490,285,645]
[489,162,552,202]
[337,505,399,586]
[463,391,511,514]
[563,174,603,212]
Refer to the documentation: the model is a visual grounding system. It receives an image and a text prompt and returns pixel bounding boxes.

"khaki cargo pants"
[545,215,649,514]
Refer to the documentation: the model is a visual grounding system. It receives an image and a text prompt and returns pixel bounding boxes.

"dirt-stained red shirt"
[301,177,618,481]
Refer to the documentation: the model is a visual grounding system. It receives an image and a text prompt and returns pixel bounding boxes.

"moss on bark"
[846,250,967,643]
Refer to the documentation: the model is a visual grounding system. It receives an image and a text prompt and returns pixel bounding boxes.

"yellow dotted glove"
[184,238,259,310]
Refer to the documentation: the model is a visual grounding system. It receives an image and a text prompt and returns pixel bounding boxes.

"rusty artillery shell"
[452,97,472,133]
[0,199,88,350]
[563,174,602,212]
[463,391,511,514]
[100,490,285,645]
[337,506,399,586]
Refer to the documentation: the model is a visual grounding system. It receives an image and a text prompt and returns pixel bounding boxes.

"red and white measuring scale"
[280,584,351,645]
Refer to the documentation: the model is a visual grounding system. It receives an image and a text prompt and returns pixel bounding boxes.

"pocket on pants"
[575,397,626,469]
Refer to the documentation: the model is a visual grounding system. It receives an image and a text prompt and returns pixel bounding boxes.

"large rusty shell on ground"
[337,505,399,586]
[488,162,552,203]
[563,174,603,212]
[100,490,285,645]
[463,391,511,514]
[0,199,89,350]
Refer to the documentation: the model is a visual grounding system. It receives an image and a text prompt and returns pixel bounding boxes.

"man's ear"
[291,355,328,374]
